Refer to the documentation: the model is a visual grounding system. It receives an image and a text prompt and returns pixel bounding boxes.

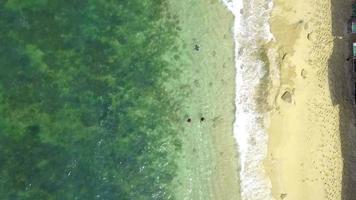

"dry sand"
[265,0,356,199]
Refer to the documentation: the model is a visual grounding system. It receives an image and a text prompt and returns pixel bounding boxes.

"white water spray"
[221,0,274,199]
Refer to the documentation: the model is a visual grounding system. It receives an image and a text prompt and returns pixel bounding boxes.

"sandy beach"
[265,0,356,199]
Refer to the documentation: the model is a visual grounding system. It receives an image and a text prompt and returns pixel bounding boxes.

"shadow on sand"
[329,0,356,199]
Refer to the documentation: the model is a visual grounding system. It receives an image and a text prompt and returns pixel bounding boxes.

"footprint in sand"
[282,53,288,60]
[280,193,287,199]
[301,69,307,78]
[307,32,314,41]
[281,91,293,103]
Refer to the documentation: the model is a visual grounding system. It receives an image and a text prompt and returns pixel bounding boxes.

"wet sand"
[265,0,355,199]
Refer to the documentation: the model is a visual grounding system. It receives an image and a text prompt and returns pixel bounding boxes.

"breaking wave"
[222,0,274,199]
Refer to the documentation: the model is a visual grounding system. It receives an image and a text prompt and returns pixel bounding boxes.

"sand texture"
[265,0,356,199]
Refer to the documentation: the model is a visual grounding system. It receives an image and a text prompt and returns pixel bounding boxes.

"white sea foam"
[221,0,274,199]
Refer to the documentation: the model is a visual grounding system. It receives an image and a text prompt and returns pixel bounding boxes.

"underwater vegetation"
[0,0,182,199]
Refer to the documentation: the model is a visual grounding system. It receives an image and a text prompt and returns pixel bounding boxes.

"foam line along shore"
[222,0,274,199]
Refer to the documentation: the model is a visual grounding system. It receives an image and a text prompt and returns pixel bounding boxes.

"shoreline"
[265,0,352,199]
[167,0,356,199]
[223,0,274,199]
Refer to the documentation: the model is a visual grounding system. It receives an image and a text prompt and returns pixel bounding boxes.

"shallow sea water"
[0,0,243,199]
[166,0,241,199]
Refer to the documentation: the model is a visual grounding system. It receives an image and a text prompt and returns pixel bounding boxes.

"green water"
[0,0,183,199]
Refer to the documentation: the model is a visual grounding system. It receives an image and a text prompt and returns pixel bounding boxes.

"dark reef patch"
[0,0,182,199]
